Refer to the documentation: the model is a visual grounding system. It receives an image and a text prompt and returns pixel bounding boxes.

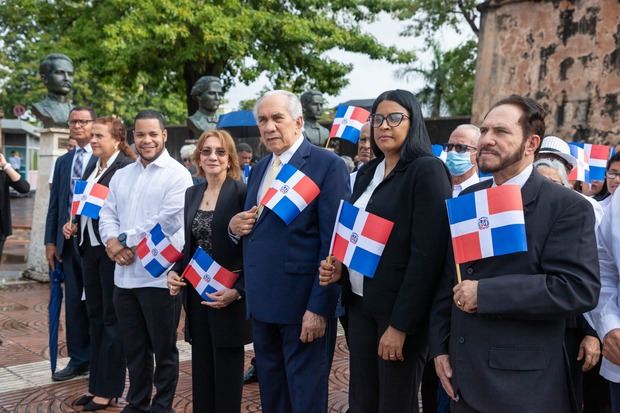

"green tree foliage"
[396,40,476,117]
[0,0,411,124]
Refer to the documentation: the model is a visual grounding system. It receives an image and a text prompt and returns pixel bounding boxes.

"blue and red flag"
[329,200,394,277]
[71,180,109,218]
[136,223,183,277]
[584,144,611,181]
[446,185,527,264]
[260,163,320,225]
[329,105,370,144]
[568,144,590,183]
[432,144,447,162]
[182,247,238,301]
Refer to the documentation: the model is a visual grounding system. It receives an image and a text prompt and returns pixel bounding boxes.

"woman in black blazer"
[167,129,251,413]
[0,152,30,258]
[320,90,452,412]
[63,116,135,411]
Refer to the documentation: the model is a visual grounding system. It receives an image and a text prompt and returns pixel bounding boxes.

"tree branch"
[457,0,479,37]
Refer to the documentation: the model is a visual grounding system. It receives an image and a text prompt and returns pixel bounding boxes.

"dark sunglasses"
[369,112,410,128]
[443,143,477,153]
[200,148,227,157]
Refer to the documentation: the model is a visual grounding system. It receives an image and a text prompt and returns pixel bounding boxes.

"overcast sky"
[225,13,469,110]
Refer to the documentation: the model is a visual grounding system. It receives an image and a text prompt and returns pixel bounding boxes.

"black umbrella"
[48,260,64,373]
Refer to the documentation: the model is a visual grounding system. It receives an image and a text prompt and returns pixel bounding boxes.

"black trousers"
[82,243,125,397]
[113,287,181,413]
[187,289,245,413]
[61,238,90,368]
[348,295,427,413]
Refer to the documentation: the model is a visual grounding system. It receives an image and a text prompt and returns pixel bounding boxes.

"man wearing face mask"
[444,124,481,197]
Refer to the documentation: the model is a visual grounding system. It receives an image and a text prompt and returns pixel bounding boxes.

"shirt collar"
[98,150,120,170]
[492,164,533,188]
[275,134,304,165]
[139,148,171,169]
[456,172,479,190]
[77,143,93,153]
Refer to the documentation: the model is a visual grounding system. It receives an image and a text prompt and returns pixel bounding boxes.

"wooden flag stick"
[455,261,462,284]
[324,136,332,149]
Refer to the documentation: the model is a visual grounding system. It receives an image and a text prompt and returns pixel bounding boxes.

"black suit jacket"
[0,170,30,237]
[342,156,452,335]
[172,178,252,348]
[77,152,134,247]
[45,149,97,254]
[429,170,600,413]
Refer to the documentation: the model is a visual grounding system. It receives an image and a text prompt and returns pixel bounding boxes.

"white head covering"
[538,136,578,168]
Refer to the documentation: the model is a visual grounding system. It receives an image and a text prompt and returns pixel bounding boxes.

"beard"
[478,139,527,173]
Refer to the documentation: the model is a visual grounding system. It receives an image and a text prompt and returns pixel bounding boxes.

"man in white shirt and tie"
[99,109,192,413]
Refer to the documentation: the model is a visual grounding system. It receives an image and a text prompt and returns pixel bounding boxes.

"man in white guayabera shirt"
[99,109,192,413]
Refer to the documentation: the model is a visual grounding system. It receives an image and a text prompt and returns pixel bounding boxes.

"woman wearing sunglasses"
[166,129,251,413]
[320,89,452,412]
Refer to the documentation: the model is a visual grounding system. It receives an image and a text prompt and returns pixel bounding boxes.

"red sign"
[13,104,26,118]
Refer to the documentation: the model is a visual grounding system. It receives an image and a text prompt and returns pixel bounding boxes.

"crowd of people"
[41,88,620,413]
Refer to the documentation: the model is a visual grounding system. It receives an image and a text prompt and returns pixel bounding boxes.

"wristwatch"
[118,232,127,247]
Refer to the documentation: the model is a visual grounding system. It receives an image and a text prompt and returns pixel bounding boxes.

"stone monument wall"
[472,0,620,143]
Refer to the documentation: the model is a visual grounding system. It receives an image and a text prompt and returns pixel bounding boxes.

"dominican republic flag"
[329,105,371,144]
[568,144,590,182]
[182,247,238,301]
[136,223,183,277]
[242,164,251,184]
[260,163,320,224]
[432,144,447,162]
[446,185,527,264]
[329,200,394,277]
[71,180,109,219]
[584,144,611,181]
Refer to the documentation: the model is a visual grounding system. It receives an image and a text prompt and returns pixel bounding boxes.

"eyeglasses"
[444,143,477,153]
[200,148,227,157]
[369,113,410,128]
[68,119,93,127]
[606,171,620,179]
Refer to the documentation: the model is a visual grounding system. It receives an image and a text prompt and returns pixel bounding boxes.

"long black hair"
[369,89,432,162]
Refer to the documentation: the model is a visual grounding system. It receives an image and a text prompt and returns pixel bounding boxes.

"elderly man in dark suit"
[45,106,97,380]
[229,90,350,413]
[430,95,600,413]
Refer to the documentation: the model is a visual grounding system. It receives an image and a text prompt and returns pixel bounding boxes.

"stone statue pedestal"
[22,128,70,281]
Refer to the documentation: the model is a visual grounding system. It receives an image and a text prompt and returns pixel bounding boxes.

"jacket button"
[458,337,465,344]
[466,268,473,275]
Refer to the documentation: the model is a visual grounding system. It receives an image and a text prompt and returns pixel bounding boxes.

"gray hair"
[179,144,196,160]
[534,158,570,187]
[454,124,481,145]
[253,90,304,121]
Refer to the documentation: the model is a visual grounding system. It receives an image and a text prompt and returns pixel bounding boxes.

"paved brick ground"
[0,282,351,412]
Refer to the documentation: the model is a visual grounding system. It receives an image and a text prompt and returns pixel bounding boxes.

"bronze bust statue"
[187,76,223,139]
[32,53,75,128]
[301,90,329,146]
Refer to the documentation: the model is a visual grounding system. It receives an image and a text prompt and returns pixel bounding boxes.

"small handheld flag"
[136,223,183,277]
[260,163,320,225]
[568,144,590,183]
[446,185,527,264]
[329,105,371,144]
[584,144,611,181]
[182,247,238,301]
[71,180,109,219]
[329,200,394,277]
[432,144,447,162]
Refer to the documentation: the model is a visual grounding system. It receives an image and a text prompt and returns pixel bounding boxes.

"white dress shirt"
[256,134,305,204]
[452,172,479,197]
[492,164,533,188]
[99,150,193,289]
[584,189,620,382]
[80,150,120,247]
[349,160,386,296]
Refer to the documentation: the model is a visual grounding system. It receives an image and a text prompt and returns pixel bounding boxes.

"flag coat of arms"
[260,163,320,224]
[71,180,109,218]
[182,247,238,301]
[329,200,394,277]
[329,105,371,144]
[136,223,183,277]
[446,185,527,264]
[432,144,447,162]
[584,144,611,181]
[568,144,590,182]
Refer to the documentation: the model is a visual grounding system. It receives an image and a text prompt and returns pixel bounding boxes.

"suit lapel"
[246,157,269,210]
[187,182,206,231]
[520,169,543,208]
